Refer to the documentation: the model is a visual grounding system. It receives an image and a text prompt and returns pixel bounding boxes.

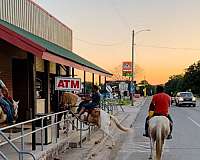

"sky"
[36,0,200,85]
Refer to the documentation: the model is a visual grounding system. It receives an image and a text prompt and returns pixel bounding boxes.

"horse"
[148,116,170,160]
[60,92,79,113]
[86,108,129,132]
[59,92,129,133]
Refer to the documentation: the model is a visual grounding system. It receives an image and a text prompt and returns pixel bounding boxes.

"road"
[110,97,200,160]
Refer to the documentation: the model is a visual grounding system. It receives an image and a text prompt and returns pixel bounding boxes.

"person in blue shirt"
[77,85,101,116]
[0,80,14,125]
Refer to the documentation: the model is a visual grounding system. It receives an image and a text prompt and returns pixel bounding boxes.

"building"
[0,0,112,122]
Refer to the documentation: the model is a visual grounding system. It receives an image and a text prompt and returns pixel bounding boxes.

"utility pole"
[131,30,135,106]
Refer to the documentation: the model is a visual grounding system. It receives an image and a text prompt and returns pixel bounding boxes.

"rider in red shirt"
[143,85,173,139]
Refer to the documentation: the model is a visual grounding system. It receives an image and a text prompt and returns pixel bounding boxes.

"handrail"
[0,100,119,159]
[0,110,70,131]
[0,130,36,160]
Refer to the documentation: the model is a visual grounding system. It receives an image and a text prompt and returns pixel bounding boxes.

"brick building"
[0,0,112,122]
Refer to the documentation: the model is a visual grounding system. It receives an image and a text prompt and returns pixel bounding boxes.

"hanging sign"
[55,77,81,91]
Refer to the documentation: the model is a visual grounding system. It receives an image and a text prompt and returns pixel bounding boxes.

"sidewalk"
[59,97,146,160]
[0,97,145,160]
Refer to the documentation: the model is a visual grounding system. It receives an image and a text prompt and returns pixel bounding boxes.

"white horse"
[149,116,170,160]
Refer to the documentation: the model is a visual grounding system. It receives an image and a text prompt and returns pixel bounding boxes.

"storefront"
[0,19,112,122]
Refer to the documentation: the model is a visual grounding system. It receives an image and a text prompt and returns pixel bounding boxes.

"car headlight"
[179,97,184,101]
[192,97,196,101]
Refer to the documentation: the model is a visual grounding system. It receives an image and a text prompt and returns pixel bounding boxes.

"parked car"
[175,92,196,107]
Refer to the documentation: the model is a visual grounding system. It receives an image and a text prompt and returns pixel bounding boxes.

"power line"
[74,37,128,46]
[136,44,200,51]
[108,0,131,30]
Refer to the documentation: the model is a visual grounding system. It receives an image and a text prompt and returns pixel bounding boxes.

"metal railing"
[0,109,94,160]
[0,130,36,160]
[0,100,120,160]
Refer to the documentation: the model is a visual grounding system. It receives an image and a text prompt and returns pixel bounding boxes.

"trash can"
[35,113,52,145]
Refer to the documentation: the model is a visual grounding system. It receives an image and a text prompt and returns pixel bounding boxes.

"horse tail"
[156,125,162,160]
[110,115,129,132]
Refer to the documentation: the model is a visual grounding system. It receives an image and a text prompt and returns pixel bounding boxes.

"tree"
[165,60,200,96]
[183,60,200,95]
[165,74,184,96]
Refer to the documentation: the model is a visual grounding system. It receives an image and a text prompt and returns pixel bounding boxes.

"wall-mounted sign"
[55,77,81,91]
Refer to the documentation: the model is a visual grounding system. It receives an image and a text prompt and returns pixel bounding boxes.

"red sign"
[122,62,132,71]
[122,62,133,77]
[55,77,81,91]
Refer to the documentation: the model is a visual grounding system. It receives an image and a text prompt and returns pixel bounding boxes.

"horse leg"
[149,137,153,160]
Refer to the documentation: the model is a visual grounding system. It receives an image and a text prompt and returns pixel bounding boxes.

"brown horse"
[60,92,79,112]
[86,108,129,132]
[60,92,129,132]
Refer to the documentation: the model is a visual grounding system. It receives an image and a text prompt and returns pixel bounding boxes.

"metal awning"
[0,19,112,77]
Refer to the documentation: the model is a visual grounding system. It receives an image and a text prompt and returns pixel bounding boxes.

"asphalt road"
[111,97,200,160]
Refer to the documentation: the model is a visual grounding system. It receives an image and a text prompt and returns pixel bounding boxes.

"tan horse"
[60,92,78,112]
[149,116,170,160]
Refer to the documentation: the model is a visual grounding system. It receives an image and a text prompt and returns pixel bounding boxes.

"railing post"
[55,114,58,143]
[41,118,44,151]
[20,124,24,160]
[88,126,91,141]
[80,121,82,148]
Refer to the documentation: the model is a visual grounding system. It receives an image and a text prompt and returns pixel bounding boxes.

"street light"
[131,29,150,106]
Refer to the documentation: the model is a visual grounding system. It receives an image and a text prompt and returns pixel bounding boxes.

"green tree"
[183,61,200,95]
[165,74,184,96]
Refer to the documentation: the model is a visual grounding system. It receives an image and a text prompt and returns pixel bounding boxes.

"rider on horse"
[143,85,173,139]
[0,80,15,125]
[77,85,101,117]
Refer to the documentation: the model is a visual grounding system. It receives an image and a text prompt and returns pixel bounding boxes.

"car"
[175,92,196,107]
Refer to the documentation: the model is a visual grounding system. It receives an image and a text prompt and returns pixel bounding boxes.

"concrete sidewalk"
[59,97,146,160]
[0,97,145,160]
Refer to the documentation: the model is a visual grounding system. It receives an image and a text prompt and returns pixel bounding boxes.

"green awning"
[0,19,112,76]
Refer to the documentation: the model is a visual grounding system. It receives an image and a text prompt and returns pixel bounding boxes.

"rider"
[77,85,101,116]
[143,85,173,139]
[0,80,14,125]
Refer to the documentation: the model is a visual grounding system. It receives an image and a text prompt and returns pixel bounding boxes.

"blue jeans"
[82,102,98,110]
[0,97,14,125]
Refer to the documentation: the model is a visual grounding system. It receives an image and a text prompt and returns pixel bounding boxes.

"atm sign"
[55,77,81,91]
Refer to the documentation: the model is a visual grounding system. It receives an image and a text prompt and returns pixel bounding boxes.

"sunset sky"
[36,0,200,85]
